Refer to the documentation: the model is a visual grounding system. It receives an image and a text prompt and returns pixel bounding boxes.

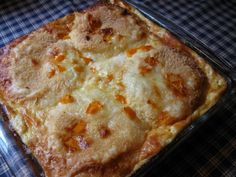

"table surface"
[0,0,236,177]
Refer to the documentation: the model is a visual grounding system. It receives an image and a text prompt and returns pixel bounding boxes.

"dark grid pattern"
[0,0,236,177]
[138,0,236,68]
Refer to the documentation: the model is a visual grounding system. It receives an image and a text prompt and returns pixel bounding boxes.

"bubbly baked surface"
[0,1,226,177]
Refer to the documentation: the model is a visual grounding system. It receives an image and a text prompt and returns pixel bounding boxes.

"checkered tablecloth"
[0,0,235,177]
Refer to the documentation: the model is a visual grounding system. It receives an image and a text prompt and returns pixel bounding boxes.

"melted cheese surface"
[0,2,226,177]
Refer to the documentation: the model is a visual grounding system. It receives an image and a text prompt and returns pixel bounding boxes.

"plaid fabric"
[0,119,35,177]
[0,0,235,177]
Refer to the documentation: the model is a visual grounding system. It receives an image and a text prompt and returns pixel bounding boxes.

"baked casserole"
[0,0,226,176]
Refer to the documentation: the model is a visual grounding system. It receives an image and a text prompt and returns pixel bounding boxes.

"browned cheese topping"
[0,1,226,177]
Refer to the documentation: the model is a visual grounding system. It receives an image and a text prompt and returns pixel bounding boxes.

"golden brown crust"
[0,1,226,177]
[157,46,207,110]
[70,3,148,54]
[0,35,28,93]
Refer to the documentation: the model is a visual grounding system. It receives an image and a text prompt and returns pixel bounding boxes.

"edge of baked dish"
[0,0,231,177]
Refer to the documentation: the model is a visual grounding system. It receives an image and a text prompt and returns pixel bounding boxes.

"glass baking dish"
[0,1,234,177]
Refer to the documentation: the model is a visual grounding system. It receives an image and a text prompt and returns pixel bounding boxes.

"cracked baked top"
[0,0,226,177]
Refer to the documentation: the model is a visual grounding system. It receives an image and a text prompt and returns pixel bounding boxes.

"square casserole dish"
[0,0,233,177]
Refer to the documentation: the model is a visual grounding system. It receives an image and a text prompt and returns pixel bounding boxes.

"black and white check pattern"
[0,0,235,177]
